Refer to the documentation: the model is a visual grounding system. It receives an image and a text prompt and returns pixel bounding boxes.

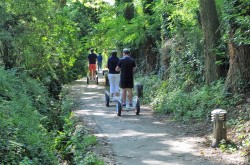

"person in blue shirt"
[115,48,136,108]
[107,50,120,100]
[97,52,103,71]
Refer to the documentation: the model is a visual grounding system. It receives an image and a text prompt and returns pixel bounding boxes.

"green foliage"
[219,0,250,45]
[219,139,237,153]
[80,153,105,165]
[0,0,86,98]
[135,74,162,104]
[227,118,250,156]
[54,115,104,165]
[0,67,58,164]
[166,0,204,85]
[137,75,238,121]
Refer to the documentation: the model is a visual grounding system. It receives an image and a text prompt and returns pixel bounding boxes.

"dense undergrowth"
[136,75,239,121]
[136,75,250,158]
[0,67,103,164]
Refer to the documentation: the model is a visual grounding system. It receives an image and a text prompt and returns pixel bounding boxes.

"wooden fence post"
[211,109,227,148]
[136,84,143,98]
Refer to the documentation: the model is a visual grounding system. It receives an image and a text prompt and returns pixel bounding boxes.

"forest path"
[69,71,240,165]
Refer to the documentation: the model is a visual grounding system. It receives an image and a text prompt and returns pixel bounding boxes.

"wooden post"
[136,84,143,98]
[211,109,227,148]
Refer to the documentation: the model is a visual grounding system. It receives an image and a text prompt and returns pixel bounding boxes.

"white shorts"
[108,74,120,94]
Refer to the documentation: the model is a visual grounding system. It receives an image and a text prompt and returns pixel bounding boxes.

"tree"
[199,0,225,84]
[224,0,250,93]
[140,0,159,74]
[160,0,172,79]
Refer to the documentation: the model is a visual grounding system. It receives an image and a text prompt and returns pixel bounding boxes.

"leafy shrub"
[137,75,237,121]
[54,114,104,165]
[135,74,162,104]
[0,67,58,164]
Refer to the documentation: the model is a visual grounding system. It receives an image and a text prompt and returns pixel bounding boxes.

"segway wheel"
[135,99,140,115]
[87,77,89,84]
[105,92,110,107]
[116,101,122,116]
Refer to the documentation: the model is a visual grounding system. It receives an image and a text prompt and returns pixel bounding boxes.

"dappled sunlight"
[160,139,196,153]
[81,91,99,95]
[71,74,223,165]
[152,121,166,125]
[75,109,108,115]
[149,150,172,156]
[86,85,105,90]
[104,129,167,139]
[142,160,172,165]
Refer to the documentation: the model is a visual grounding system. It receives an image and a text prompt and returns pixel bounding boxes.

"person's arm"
[133,66,136,72]
[115,66,121,72]
[133,61,136,72]
[116,59,121,72]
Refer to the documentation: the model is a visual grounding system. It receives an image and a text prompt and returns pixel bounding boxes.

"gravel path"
[69,72,244,165]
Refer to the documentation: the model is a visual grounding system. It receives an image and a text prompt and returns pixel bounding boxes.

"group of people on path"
[87,48,136,108]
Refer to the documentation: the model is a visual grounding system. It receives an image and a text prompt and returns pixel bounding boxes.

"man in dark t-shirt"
[116,48,136,108]
[87,49,97,79]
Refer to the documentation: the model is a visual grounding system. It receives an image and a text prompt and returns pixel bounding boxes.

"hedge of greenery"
[136,75,240,122]
[0,67,105,164]
[0,67,58,164]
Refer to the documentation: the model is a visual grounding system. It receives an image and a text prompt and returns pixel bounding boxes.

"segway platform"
[115,96,140,116]
[104,90,117,107]
[87,71,98,84]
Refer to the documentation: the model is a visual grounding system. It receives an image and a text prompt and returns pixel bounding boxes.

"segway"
[104,90,117,107]
[116,96,140,116]
[87,71,98,84]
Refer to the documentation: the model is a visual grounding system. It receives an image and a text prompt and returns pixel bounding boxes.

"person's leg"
[93,64,96,78]
[98,62,101,71]
[91,69,93,79]
[89,65,93,79]
[108,74,115,97]
[122,88,127,106]
[114,74,120,97]
[127,88,133,105]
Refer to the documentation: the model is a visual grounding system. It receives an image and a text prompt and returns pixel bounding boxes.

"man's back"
[118,56,136,88]
[88,53,97,64]
[119,56,135,77]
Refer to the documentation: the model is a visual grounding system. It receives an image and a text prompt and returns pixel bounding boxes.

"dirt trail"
[69,72,243,165]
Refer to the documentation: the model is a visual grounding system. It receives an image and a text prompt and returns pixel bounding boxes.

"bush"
[54,115,104,165]
[0,67,58,164]
[137,75,237,121]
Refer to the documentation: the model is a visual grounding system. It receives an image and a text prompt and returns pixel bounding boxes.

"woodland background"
[0,0,249,164]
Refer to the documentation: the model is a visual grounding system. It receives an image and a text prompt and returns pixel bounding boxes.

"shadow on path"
[69,73,233,165]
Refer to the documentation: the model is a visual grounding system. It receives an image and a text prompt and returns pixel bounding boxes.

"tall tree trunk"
[225,40,250,93]
[225,1,250,93]
[199,0,223,84]
[224,1,250,93]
